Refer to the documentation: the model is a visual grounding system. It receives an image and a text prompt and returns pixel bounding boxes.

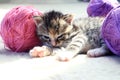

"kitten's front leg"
[29,46,52,57]
[56,34,88,61]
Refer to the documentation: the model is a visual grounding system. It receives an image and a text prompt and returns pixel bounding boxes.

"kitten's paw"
[29,46,51,57]
[56,53,73,61]
[87,48,106,57]
[55,50,74,61]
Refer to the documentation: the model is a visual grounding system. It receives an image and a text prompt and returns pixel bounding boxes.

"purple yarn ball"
[101,6,120,56]
[87,0,119,17]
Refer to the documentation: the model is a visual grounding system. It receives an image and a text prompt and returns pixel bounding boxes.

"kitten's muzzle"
[51,40,59,48]
[50,40,56,46]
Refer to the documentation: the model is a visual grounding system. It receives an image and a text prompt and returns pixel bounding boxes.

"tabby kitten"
[29,10,110,61]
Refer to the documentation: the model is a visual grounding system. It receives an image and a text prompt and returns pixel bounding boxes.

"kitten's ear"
[33,16,43,26]
[63,14,74,24]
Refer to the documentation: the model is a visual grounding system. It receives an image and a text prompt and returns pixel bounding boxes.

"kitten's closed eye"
[57,33,69,41]
[40,35,50,41]
[57,34,65,40]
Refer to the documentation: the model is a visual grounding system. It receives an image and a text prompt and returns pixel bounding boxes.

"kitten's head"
[33,10,73,48]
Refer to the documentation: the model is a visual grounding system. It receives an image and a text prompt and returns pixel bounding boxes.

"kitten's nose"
[51,40,56,47]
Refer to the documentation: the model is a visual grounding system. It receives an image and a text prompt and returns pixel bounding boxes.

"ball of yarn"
[101,6,120,56]
[87,0,119,17]
[0,6,43,52]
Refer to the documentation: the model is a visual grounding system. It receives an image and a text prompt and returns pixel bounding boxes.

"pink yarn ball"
[0,6,43,52]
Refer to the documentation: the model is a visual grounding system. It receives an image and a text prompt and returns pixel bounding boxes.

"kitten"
[29,10,110,61]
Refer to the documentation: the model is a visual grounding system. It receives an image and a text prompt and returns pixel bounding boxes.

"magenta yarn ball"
[101,6,120,56]
[0,6,43,52]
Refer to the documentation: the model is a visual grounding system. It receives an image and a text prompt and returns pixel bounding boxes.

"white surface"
[0,2,120,80]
